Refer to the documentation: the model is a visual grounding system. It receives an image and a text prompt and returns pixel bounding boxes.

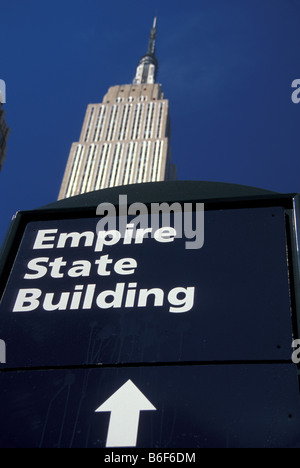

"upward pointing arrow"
[95,379,156,447]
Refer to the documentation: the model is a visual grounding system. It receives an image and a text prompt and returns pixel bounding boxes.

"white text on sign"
[12,224,196,314]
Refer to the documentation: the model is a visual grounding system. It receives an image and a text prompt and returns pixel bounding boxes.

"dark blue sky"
[0,0,300,244]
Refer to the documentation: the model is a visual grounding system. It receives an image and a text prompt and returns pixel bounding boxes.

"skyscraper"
[58,18,176,200]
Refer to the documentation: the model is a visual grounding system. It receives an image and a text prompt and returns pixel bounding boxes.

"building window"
[84,107,95,142]
[105,105,119,141]
[80,144,98,193]
[65,145,84,198]
[93,106,107,142]
[156,102,164,138]
[108,143,123,187]
[143,102,155,139]
[130,103,144,140]
[122,142,137,185]
[118,104,132,141]
[94,144,111,190]
[136,141,150,183]
[151,140,163,182]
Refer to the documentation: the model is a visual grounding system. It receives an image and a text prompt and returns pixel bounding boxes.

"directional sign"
[0,206,293,368]
[95,379,156,447]
[0,364,299,448]
[0,185,299,448]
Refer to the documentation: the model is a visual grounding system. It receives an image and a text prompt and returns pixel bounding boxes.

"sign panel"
[0,364,299,448]
[0,206,293,368]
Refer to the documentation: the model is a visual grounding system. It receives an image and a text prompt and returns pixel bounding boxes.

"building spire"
[133,17,158,85]
[147,16,157,55]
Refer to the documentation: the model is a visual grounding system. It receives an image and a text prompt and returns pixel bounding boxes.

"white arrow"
[95,379,156,447]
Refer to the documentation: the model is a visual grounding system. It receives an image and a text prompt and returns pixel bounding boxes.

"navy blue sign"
[0,364,299,448]
[0,206,293,368]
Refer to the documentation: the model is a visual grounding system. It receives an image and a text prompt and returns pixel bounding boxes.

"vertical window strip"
[135,103,143,139]
[98,107,107,141]
[148,102,155,139]
[122,143,131,185]
[118,105,127,140]
[121,104,131,140]
[123,142,137,185]
[136,142,148,183]
[118,104,132,141]
[113,143,124,186]
[143,103,151,139]
[150,141,158,182]
[84,107,95,142]
[136,144,144,183]
[105,105,119,141]
[156,102,164,138]
[69,145,85,197]
[93,106,106,142]
[110,105,119,141]
[100,144,112,189]
[107,144,118,187]
[65,145,82,198]
[105,107,114,141]
[94,145,105,190]
[141,141,151,182]
[130,103,144,140]
[155,140,164,181]
[85,145,98,193]
[144,103,155,139]
[108,143,123,187]
[94,144,110,190]
[150,140,162,182]
[93,107,102,142]
[128,142,137,184]
[79,145,93,193]
[130,104,140,140]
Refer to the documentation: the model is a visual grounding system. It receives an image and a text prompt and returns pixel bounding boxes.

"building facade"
[0,104,10,172]
[58,18,176,200]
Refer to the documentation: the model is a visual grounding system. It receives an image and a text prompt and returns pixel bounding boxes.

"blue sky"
[0,0,300,244]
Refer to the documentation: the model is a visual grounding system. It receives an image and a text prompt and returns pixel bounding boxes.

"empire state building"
[58,18,177,200]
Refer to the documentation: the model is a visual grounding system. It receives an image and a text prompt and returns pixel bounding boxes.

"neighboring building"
[58,18,176,200]
[0,104,10,171]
